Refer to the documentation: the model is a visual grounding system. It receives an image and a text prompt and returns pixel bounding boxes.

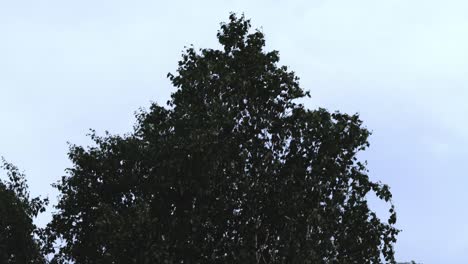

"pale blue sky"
[1,1,468,263]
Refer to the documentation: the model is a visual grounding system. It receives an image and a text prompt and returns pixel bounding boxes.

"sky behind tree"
[1,1,468,263]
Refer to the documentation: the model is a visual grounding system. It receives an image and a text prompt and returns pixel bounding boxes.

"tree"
[0,158,47,263]
[45,13,399,263]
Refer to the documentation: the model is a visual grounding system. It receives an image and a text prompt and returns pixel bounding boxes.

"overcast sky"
[1,1,468,263]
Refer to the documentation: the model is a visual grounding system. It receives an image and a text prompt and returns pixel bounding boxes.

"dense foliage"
[0,159,47,263]
[44,14,399,263]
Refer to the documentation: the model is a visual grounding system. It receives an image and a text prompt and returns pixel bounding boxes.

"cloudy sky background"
[1,1,468,263]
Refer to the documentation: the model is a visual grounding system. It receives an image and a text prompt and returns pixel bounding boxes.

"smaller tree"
[0,158,48,263]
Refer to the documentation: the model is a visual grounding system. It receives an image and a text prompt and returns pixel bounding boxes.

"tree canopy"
[0,158,47,264]
[44,14,399,263]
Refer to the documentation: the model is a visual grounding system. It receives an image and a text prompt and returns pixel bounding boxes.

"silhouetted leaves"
[0,158,48,263]
[45,13,399,263]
